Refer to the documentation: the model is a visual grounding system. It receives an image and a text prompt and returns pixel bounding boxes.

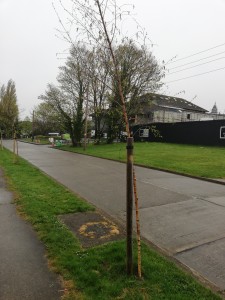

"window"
[220,126,225,139]
[139,128,149,138]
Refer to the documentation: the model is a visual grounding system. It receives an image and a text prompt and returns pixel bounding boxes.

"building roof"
[139,93,208,113]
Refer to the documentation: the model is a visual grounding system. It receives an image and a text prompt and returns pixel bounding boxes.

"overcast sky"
[0,0,225,119]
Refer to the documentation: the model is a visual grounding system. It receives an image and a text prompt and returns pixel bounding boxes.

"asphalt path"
[0,168,62,300]
[3,140,225,292]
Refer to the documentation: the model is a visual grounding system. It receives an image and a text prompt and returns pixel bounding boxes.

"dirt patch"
[59,212,125,248]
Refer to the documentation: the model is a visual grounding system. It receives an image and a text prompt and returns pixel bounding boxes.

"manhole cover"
[59,212,125,248]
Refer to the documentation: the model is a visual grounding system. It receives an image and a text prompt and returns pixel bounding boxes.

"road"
[4,140,225,292]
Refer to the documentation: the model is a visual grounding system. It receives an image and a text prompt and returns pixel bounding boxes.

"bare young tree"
[54,0,164,277]
[54,0,142,276]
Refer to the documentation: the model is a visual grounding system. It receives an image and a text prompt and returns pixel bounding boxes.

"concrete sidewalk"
[0,169,63,300]
[3,140,225,295]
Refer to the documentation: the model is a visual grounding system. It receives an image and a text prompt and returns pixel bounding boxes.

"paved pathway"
[3,140,225,293]
[0,168,62,300]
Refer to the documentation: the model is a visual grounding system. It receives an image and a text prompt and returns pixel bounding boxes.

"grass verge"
[19,138,50,145]
[0,148,222,299]
[59,142,225,178]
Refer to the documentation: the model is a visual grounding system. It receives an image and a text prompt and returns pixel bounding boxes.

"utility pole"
[0,129,3,150]
[13,129,17,163]
[32,110,34,142]
[83,85,89,151]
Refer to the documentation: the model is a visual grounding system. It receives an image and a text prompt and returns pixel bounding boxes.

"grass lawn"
[19,138,50,145]
[59,142,225,179]
[0,147,223,299]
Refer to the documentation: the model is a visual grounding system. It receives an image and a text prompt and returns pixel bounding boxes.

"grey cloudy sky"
[0,0,225,118]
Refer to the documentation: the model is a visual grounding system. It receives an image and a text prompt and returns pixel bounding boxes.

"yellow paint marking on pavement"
[79,221,120,239]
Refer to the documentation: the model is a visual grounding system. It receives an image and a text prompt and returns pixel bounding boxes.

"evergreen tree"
[0,80,19,137]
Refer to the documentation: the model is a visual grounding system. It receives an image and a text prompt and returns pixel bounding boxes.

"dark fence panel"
[132,120,225,146]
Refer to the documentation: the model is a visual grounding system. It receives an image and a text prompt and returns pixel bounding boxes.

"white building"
[132,93,225,124]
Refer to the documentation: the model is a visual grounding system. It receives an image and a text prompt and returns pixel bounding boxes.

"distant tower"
[211,102,218,114]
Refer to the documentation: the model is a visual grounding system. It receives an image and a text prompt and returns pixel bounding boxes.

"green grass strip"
[59,142,225,179]
[0,148,222,299]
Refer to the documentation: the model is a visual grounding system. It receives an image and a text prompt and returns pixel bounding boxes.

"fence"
[132,119,225,146]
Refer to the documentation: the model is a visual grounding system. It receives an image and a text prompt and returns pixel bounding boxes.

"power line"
[167,42,225,65]
[165,66,225,83]
[169,50,225,70]
[167,56,225,75]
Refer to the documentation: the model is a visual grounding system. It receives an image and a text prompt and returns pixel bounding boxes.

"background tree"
[0,79,19,137]
[33,103,63,136]
[18,116,32,137]
[87,47,111,143]
[40,45,90,146]
[106,39,163,142]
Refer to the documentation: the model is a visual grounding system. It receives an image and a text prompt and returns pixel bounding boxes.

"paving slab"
[135,178,190,209]
[138,173,225,198]
[139,198,225,254]
[176,237,225,290]
[205,196,225,207]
